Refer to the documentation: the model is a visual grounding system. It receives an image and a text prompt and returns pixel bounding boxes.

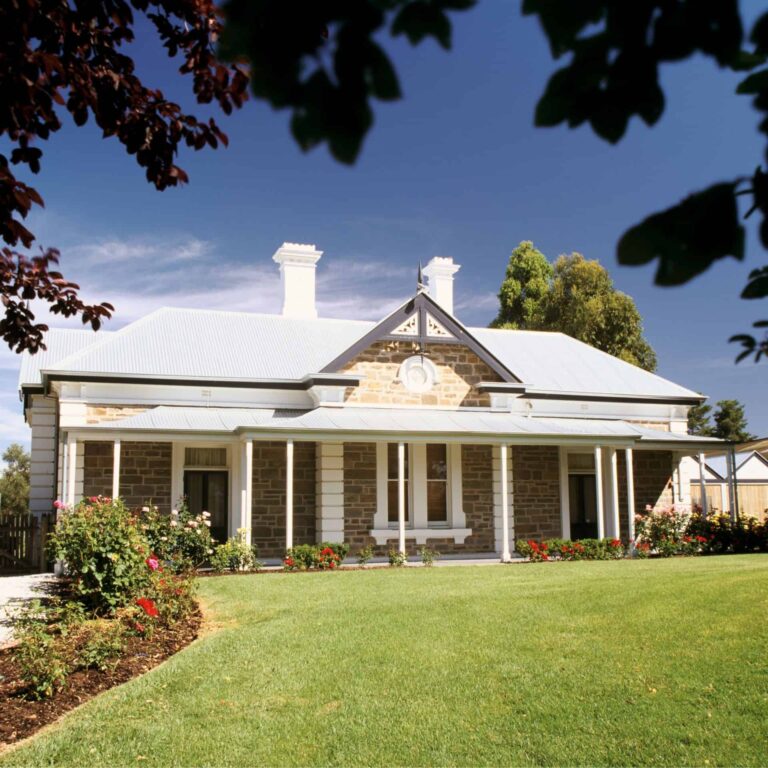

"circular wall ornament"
[398,355,439,393]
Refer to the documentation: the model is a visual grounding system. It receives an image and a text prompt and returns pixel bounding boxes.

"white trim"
[500,444,510,562]
[112,439,121,500]
[286,439,294,550]
[66,436,77,507]
[397,441,406,554]
[608,447,620,539]
[626,448,635,549]
[448,444,465,528]
[594,446,605,539]
[558,446,570,539]
[698,452,708,518]
[370,527,472,546]
[411,444,428,527]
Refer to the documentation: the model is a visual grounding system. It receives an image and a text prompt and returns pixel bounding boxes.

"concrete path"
[0,574,58,646]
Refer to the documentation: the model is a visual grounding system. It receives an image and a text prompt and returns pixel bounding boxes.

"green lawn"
[3,556,767,767]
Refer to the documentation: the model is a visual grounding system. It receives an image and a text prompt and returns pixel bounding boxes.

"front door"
[568,474,598,539]
[184,470,228,544]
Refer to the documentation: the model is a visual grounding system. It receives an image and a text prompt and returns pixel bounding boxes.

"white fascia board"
[508,397,683,423]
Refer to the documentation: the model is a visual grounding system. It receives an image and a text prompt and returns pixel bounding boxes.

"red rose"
[136,597,159,617]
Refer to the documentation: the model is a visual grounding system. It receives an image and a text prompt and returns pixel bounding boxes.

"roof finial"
[417,261,426,293]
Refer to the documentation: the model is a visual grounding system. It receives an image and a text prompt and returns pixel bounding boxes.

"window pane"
[185,447,227,467]
[388,480,409,523]
[426,444,447,480]
[427,481,447,522]
[387,443,408,479]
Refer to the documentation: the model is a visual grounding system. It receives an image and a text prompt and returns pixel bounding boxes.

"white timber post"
[398,441,406,556]
[558,446,571,540]
[66,435,77,508]
[286,439,294,551]
[112,439,121,501]
[608,447,620,539]
[242,440,253,545]
[594,445,605,539]
[727,447,737,522]
[316,442,345,544]
[625,448,636,551]
[500,444,511,562]
[698,452,708,518]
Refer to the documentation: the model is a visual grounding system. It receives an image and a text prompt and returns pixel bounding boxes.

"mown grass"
[3,556,767,767]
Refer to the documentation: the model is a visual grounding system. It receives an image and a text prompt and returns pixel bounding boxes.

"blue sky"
[0,2,766,450]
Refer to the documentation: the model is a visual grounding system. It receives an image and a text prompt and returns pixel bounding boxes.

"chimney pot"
[423,256,461,315]
[272,242,322,319]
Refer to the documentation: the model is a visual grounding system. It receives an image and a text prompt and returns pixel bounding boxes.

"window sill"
[369,528,472,545]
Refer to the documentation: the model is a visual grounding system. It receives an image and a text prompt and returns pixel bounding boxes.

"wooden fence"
[0,512,53,574]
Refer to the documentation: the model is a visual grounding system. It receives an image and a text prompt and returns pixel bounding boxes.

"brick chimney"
[423,256,461,316]
[272,242,323,319]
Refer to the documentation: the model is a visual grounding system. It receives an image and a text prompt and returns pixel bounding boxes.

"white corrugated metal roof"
[19,328,112,387]
[20,305,701,400]
[81,405,721,446]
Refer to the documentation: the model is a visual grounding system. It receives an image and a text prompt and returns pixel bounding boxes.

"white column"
[111,439,121,500]
[500,444,511,562]
[727,448,737,522]
[398,441,406,555]
[241,439,253,545]
[558,447,571,540]
[316,442,344,543]
[66,435,77,507]
[608,448,620,539]
[286,439,294,550]
[594,446,605,539]
[698,452,709,518]
[626,448,635,550]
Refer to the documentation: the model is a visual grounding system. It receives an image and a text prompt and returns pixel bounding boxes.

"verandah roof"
[76,405,724,450]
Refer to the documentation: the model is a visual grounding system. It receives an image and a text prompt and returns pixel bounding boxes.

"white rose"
[204,520,211,527]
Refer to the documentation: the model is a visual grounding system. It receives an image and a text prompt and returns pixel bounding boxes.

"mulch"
[0,609,201,748]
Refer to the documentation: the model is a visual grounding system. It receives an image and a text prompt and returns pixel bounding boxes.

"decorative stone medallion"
[397,355,439,393]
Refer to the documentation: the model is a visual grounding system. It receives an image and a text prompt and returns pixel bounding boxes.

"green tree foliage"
[493,243,657,371]
[711,399,755,443]
[687,402,714,437]
[491,241,552,329]
[0,443,30,515]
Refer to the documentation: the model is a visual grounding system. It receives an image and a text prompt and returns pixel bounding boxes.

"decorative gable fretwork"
[425,313,453,339]
[391,314,419,337]
[321,291,521,383]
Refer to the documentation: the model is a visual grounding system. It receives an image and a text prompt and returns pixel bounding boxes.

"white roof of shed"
[19,306,702,401]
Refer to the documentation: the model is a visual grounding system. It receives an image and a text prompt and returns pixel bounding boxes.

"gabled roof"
[699,450,768,480]
[320,291,521,383]
[18,304,704,403]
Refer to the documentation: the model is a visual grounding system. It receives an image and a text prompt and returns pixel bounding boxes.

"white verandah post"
[240,439,253,545]
[625,448,635,551]
[608,447,620,539]
[66,435,77,508]
[112,439,121,500]
[286,439,294,551]
[398,441,406,556]
[558,446,571,541]
[500,443,511,562]
[698,452,709,518]
[594,445,605,540]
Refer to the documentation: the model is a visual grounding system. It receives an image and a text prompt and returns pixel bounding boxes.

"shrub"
[634,504,690,557]
[211,531,261,572]
[75,621,126,672]
[419,546,440,567]
[357,545,374,566]
[141,500,214,572]
[49,497,151,613]
[516,539,549,562]
[388,549,407,567]
[283,542,349,571]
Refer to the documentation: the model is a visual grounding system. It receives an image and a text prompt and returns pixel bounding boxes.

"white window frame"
[372,442,469,544]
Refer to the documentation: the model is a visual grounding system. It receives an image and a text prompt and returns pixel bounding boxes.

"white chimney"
[272,242,323,319]
[423,256,460,315]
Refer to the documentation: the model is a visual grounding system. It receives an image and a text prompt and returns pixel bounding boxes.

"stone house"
[19,243,723,560]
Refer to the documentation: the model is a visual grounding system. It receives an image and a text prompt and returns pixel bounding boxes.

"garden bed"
[0,606,200,748]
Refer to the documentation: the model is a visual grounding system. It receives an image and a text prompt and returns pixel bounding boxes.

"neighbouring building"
[19,243,724,561]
